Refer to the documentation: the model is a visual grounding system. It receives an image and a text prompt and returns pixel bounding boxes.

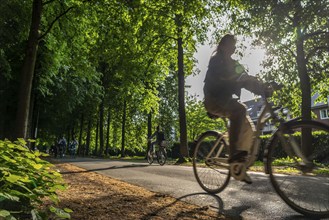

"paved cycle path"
[58,157,321,220]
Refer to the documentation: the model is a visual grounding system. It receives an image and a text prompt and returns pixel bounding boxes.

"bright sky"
[186,39,266,102]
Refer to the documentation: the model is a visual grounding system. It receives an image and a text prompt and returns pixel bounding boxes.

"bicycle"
[147,140,168,166]
[192,87,329,218]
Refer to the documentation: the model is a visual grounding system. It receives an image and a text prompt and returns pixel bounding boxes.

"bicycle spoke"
[193,131,230,194]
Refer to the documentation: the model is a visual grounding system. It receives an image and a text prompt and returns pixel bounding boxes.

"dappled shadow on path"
[142,192,230,220]
[60,163,149,175]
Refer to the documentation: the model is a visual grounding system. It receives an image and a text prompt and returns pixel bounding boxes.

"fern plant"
[0,139,71,219]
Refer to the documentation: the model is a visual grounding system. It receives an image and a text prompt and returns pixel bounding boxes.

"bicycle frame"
[205,95,312,170]
[247,98,275,167]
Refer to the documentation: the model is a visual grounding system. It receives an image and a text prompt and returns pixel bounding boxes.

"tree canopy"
[0,0,327,157]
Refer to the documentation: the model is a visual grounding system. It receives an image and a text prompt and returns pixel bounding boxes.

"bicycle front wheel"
[157,148,167,166]
[147,150,154,165]
[193,131,230,194]
[266,120,329,218]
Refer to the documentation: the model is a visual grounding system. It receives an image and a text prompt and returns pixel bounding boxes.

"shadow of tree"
[141,192,240,220]
[60,163,150,174]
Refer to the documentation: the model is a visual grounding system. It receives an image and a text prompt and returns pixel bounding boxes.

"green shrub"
[0,139,71,219]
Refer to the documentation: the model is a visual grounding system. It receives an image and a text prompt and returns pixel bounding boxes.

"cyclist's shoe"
[229,151,252,184]
[228,150,248,163]
[241,173,252,184]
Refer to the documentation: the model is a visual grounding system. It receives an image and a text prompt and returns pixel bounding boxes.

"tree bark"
[85,118,92,156]
[121,100,127,158]
[176,14,189,162]
[15,0,43,139]
[99,99,105,156]
[105,109,111,156]
[95,118,99,156]
[294,4,312,156]
[78,113,84,155]
[145,112,152,158]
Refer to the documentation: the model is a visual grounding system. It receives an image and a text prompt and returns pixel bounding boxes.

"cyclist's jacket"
[150,131,165,143]
[204,52,265,100]
[156,131,165,143]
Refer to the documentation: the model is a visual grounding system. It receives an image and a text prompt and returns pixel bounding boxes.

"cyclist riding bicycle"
[203,34,272,184]
[148,126,165,154]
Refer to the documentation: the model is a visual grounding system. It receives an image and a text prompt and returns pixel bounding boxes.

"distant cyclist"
[58,136,67,158]
[149,126,165,154]
[69,137,78,158]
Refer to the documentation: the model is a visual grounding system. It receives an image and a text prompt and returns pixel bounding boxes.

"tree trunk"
[99,99,105,156]
[15,0,42,139]
[29,92,38,150]
[295,7,312,156]
[95,118,99,156]
[85,118,92,156]
[105,109,111,156]
[121,100,127,158]
[176,14,189,162]
[145,112,152,158]
[78,113,84,155]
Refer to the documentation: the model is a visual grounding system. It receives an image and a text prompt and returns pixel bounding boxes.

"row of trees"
[0,0,327,158]
[0,0,225,158]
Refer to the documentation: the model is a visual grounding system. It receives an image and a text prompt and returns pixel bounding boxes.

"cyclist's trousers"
[204,96,255,154]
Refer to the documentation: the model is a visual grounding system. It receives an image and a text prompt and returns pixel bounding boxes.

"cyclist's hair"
[214,34,236,54]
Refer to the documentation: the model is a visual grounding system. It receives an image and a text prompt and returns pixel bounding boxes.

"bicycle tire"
[157,148,167,166]
[265,120,329,218]
[193,131,231,194]
[147,150,154,165]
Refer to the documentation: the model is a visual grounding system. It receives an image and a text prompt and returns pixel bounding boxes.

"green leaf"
[34,151,41,157]
[1,155,16,163]
[32,163,42,170]
[25,152,36,159]
[0,209,11,217]
[49,206,71,219]
[63,208,73,213]
[6,174,22,183]
[0,192,20,202]
[31,209,42,220]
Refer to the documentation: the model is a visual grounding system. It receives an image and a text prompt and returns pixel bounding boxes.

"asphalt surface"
[56,157,327,220]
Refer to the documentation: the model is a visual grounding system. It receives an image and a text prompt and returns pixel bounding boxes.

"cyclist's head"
[216,34,236,56]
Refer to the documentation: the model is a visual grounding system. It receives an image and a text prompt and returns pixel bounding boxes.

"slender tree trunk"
[86,118,92,156]
[28,89,36,143]
[121,100,127,158]
[29,92,38,150]
[78,113,84,155]
[105,109,111,156]
[175,14,189,162]
[294,5,312,156]
[145,112,152,158]
[95,118,99,156]
[99,99,105,156]
[15,0,42,139]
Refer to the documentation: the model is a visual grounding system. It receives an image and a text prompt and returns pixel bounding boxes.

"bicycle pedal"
[230,162,247,181]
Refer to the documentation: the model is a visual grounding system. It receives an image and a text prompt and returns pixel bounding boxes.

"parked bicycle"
[147,140,168,166]
[193,85,329,218]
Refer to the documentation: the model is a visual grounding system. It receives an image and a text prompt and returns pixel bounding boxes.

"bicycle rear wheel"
[266,120,329,218]
[157,148,167,166]
[193,131,230,194]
